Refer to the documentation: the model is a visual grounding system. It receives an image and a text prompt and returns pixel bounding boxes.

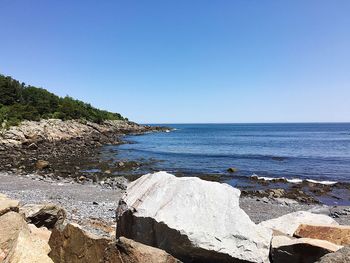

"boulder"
[49,223,179,263]
[271,235,342,263]
[20,203,66,229]
[0,211,53,263]
[28,224,51,244]
[259,211,338,236]
[294,224,350,245]
[36,160,50,170]
[49,223,115,263]
[0,194,19,216]
[316,246,350,263]
[0,211,28,255]
[5,228,53,263]
[116,171,272,263]
[116,237,182,263]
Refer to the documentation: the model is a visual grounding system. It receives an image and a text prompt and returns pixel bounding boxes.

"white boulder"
[259,211,338,236]
[116,171,272,263]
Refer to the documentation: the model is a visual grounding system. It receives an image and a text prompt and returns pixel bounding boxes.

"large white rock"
[116,171,272,263]
[259,211,338,236]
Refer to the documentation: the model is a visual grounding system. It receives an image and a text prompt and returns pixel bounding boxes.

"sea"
[111,123,350,184]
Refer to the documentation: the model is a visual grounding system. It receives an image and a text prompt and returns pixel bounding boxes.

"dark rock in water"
[227,167,238,173]
[20,203,66,229]
[316,246,350,263]
[35,160,50,170]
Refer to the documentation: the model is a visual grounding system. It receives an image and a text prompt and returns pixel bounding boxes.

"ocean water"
[111,123,350,183]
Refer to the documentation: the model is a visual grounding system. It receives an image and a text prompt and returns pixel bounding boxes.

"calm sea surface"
[110,123,350,183]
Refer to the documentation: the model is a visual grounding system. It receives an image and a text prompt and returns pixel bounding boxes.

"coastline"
[1,121,350,262]
[0,120,350,225]
[1,119,349,206]
[1,170,349,234]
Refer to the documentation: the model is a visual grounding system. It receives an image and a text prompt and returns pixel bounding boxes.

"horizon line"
[138,121,350,125]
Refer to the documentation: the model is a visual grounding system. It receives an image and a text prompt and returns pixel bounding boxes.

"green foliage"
[0,74,126,128]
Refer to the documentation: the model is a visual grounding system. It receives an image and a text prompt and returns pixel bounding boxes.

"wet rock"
[20,203,66,229]
[116,171,272,263]
[271,235,342,263]
[316,246,350,263]
[259,211,338,236]
[294,224,350,245]
[227,167,238,173]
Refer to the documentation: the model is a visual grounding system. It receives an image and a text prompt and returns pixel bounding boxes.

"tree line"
[0,74,126,127]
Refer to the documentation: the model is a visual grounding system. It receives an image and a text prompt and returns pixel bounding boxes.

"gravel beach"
[1,171,349,236]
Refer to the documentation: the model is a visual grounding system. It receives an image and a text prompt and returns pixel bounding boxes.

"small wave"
[251,174,337,185]
[305,179,338,185]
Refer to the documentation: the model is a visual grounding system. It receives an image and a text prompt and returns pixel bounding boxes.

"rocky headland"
[0,119,168,180]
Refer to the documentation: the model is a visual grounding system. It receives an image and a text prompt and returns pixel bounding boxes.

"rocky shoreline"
[1,171,349,262]
[0,119,168,180]
[1,119,348,207]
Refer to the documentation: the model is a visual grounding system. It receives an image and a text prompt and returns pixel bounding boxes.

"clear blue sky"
[1,1,349,123]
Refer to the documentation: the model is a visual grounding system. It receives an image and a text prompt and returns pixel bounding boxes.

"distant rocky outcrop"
[116,171,272,263]
[0,119,166,150]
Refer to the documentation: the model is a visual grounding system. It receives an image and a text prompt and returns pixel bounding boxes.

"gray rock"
[308,205,331,216]
[316,246,350,263]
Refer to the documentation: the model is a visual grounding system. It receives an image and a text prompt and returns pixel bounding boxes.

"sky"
[0,1,349,123]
